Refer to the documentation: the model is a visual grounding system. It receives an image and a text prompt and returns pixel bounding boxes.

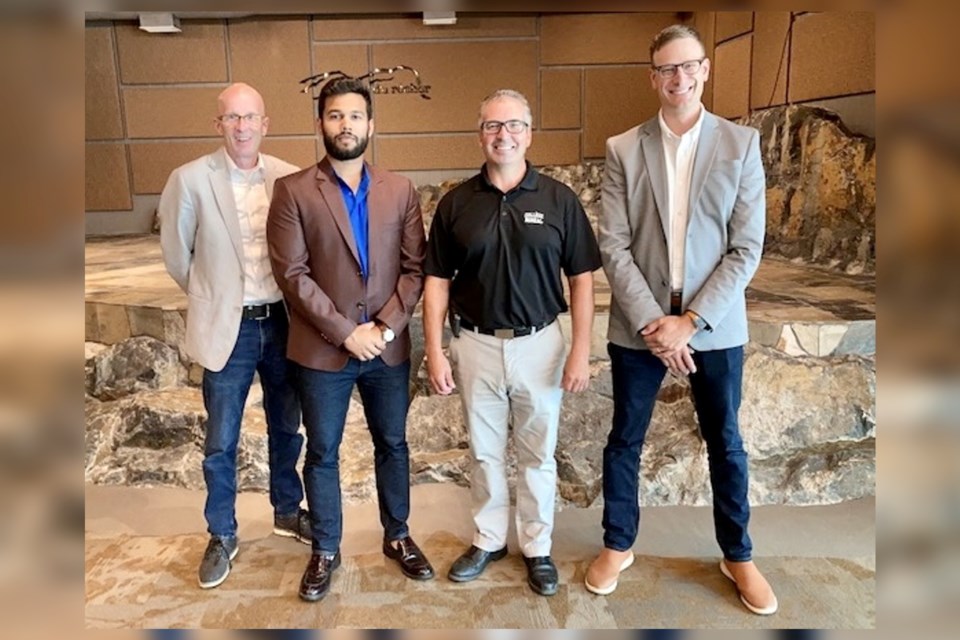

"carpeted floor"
[85,485,874,629]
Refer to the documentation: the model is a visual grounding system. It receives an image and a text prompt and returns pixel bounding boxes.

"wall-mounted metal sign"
[300,65,431,100]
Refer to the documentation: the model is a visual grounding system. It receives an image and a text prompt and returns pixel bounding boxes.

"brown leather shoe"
[299,551,340,602]
[383,536,435,580]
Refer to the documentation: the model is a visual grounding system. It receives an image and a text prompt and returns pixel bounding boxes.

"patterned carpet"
[86,486,874,630]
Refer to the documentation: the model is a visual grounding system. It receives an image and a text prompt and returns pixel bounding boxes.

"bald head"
[214,82,269,169]
[217,82,265,117]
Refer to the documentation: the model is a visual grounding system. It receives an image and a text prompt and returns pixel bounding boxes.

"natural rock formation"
[85,334,875,507]
[89,336,185,401]
[742,105,876,274]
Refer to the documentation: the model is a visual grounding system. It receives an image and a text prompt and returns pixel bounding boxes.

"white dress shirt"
[225,153,282,305]
[658,105,704,292]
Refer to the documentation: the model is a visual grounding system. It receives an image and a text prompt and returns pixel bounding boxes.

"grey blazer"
[159,147,299,371]
[599,110,765,352]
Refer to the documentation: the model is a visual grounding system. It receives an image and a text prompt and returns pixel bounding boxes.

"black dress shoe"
[299,551,341,602]
[383,536,435,580]
[448,544,508,582]
[524,555,558,596]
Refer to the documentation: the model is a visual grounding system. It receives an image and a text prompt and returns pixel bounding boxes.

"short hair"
[649,24,705,60]
[317,78,373,120]
[477,89,533,128]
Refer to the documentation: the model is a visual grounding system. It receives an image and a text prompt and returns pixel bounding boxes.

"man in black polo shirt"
[423,89,601,596]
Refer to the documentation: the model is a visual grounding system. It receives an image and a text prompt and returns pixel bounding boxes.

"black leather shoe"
[447,545,508,582]
[524,555,559,596]
[383,536,435,580]
[299,551,341,602]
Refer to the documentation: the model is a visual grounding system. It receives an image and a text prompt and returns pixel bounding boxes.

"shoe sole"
[719,560,779,615]
[584,552,635,596]
[273,527,311,545]
[198,543,239,589]
[447,548,508,582]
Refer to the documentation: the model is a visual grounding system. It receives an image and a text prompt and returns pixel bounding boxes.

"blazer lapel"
[208,149,244,265]
[689,111,720,222]
[315,160,362,268]
[639,121,670,241]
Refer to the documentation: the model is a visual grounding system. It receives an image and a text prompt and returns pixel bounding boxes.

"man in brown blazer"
[267,78,433,603]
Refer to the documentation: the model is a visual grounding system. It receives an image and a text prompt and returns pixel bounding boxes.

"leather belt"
[460,318,554,339]
[242,301,285,321]
[670,290,683,315]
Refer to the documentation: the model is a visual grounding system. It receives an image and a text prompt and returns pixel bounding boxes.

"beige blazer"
[599,110,766,351]
[159,147,299,371]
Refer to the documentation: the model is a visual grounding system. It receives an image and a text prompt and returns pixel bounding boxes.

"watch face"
[382,328,395,343]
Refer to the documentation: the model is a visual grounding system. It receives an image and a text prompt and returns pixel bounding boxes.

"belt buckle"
[262,304,271,319]
[494,328,514,339]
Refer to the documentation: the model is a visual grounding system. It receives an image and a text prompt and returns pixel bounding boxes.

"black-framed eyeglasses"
[652,58,705,79]
[480,120,530,134]
[217,113,264,125]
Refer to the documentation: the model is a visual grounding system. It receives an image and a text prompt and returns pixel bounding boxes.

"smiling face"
[215,83,269,169]
[478,96,532,171]
[650,35,710,119]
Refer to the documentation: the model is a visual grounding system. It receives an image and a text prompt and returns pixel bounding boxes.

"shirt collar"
[224,152,265,179]
[477,161,539,193]
[657,104,705,143]
[333,164,370,197]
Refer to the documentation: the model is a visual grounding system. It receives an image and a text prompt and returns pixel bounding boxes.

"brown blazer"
[266,157,426,371]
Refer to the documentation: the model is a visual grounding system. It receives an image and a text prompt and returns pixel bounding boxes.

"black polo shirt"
[424,162,601,330]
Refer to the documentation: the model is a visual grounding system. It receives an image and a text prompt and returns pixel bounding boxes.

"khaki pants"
[449,321,565,557]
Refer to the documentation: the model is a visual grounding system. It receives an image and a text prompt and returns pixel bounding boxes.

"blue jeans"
[603,343,752,561]
[201,312,304,537]
[296,357,412,553]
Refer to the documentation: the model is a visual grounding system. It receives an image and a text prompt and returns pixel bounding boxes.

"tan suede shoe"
[584,548,635,595]
[720,559,778,615]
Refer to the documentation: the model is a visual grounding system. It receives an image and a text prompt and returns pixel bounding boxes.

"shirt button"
[357,302,365,309]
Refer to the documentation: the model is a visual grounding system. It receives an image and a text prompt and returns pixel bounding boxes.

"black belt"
[460,318,554,339]
[670,290,683,315]
[242,301,285,320]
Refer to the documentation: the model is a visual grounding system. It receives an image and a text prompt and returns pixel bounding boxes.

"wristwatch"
[379,323,395,343]
[685,310,708,332]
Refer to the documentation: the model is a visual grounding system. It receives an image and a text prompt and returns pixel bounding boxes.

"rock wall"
[85,336,875,508]
[742,105,875,274]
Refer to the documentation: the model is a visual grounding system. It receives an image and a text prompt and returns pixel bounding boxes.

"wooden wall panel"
[86,25,123,140]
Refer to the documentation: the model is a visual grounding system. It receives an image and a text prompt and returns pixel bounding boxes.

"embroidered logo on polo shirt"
[523,211,545,225]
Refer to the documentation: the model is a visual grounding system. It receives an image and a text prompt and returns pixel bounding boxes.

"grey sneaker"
[198,535,238,589]
[274,508,312,545]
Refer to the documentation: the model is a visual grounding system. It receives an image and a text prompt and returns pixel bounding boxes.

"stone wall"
[86,333,875,509]
[742,105,875,274]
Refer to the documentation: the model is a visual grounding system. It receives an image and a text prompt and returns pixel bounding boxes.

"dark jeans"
[202,312,305,538]
[602,342,752,561]
[296,357,412,553]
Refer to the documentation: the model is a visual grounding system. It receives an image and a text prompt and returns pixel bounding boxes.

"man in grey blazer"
[159,82,310,590]
[587,26,777,614]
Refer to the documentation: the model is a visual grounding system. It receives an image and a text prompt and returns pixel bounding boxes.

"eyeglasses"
[217,113,264,125]
[652,58,705,79]
[480,120,530,134]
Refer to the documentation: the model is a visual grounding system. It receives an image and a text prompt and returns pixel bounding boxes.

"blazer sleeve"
[687,129,766,329]
[374,180,426,333]
[267,177,357,346]
[599,137,664,334]
[158,168,195,293]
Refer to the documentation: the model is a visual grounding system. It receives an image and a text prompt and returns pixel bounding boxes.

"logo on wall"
[300,65,431,100]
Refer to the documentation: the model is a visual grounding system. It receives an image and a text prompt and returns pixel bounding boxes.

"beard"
[323,131,369,161]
